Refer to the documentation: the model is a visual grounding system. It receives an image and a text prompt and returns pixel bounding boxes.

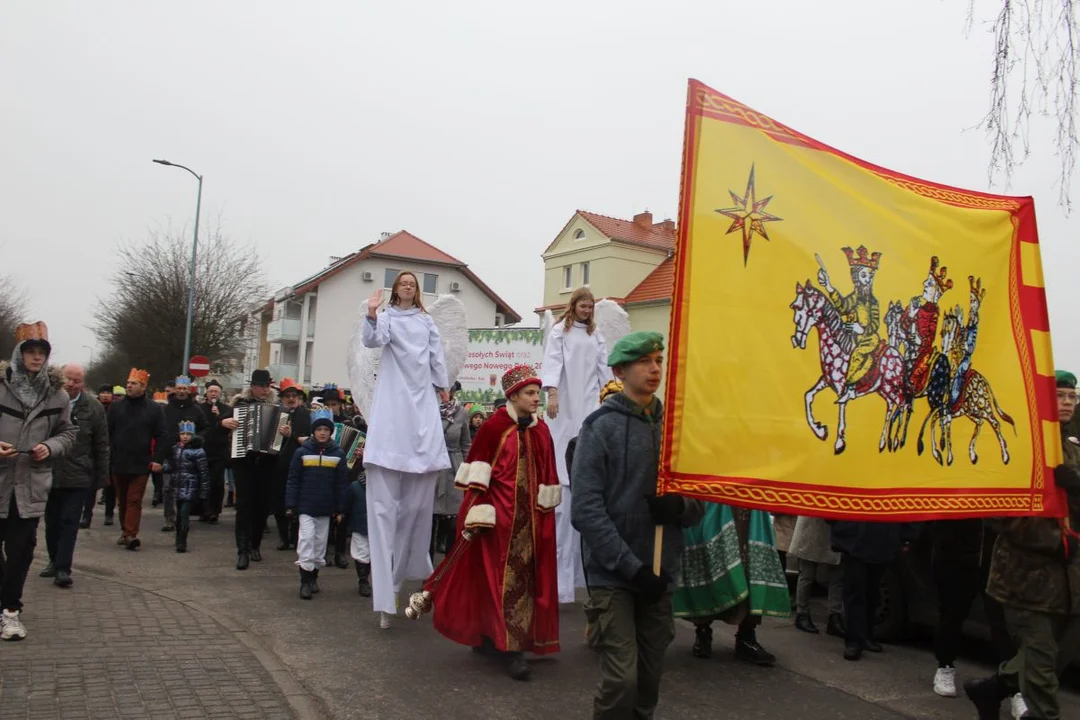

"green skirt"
[673,504,791,620]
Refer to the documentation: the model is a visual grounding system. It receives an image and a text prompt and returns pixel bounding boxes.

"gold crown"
[929,256,953,292]
[842,245,882,271]
[127,368,150,385]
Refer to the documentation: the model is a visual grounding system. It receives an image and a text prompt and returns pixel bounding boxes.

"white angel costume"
[359,305,451,615]
[541,317,614,603]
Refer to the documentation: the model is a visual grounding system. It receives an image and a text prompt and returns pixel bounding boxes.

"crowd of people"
[0,275,1078,720]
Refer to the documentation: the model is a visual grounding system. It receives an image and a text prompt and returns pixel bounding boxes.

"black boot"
[691,624,713,659]
[355,561,372,597]
[224,492,234,508]
[299,569,313,600]
[505,651,530,681]
[735,629,776,667]
[334,550,349,569]
[311,569,320,594]
[39,562,57,578]
[963,675,1009,720]
[795,613,819,634]
[176,526,188,553]
[826,612,846,639]
[276,514,290,550]
[236,547,250,570]
[250,547,262,562]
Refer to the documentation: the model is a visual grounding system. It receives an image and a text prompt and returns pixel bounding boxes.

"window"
[563,266,573,290]
[573,229,586,241]
[581,261,591,286]
[423,273,438,294]
[383,268,401,289]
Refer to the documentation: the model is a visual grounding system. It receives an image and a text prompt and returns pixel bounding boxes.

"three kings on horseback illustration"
[789,245,1014,463]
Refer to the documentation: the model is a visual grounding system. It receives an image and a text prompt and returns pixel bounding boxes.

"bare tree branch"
[0,277,29,360]
[970,0,1079,210]
[92,224,267,388]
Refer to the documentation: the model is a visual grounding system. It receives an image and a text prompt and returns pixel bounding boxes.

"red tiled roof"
[577,210,676,251]
[624,257,674,305]
[281,231,521,323]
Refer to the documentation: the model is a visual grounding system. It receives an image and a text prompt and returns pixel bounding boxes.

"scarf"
[8,341,50,410]
[440,398,460,421]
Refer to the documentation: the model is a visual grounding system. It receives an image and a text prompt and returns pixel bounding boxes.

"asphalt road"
[13,496,1080,719]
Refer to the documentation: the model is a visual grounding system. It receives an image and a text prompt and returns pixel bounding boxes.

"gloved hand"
[645,494,685,525]
[633,566,669,604]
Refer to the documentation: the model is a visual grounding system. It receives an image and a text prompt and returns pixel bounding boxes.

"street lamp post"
[153,158,203,377]
[82,345,95,367]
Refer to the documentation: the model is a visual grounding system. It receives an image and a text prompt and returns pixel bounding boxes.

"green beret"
[1056,370,1077,389]
[608,331,665,367]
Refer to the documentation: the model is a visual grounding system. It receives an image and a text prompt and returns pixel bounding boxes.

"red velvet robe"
[900,300,939,395]
[425,406,560,656]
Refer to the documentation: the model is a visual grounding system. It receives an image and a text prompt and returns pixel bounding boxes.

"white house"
[244,230,521,389]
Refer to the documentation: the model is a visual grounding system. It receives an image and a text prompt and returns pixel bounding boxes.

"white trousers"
[351,532,370,563]
[365,466,438,614]
[296,515,330,572]
[555,486,587,604]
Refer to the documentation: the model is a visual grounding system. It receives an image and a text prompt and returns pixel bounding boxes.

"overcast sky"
[2,1,1078,369]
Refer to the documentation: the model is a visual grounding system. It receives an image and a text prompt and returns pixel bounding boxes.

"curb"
[79,568,330,720]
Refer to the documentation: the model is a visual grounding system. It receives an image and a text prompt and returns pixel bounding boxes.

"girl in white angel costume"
[541,287,618,604]
[358,271,451,627]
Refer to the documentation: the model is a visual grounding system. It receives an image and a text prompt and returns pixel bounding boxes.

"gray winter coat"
[789,516,841,565]
[0,362,77,518]
[433,404,471,516]
[571,392,704,592]
[52,393,110,491]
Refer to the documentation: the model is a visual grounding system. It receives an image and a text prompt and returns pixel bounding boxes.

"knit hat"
[112,385,126,396]
[179,420,196,435]
[501,365,541,398]
[468,404,486,418]
[96,384,112,395]
[310,407,335,432]
[608,331,664,367]
[1057,370,1077,389]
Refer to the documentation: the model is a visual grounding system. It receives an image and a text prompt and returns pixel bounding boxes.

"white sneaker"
[380,612,392,629]
[1,609,26,641]
[1011,693,1028,719]
[933,666,957,697]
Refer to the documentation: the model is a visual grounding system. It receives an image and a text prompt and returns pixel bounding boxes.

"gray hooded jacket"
[0,342,77,518]
[571,392,703,592]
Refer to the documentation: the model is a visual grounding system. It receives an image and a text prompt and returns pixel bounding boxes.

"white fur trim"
[464,504,496,530]
[467,462,492,490]
[537,484,562,511]
[453,462,472,490]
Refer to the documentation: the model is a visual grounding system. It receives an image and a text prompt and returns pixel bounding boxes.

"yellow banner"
[659,80,1061,520]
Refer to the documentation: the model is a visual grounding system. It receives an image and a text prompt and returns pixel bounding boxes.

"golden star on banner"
[715,164,782,266]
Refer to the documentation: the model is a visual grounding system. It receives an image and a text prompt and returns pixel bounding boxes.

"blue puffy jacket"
[285,438,349,517]
[342,477,367,536]
[163,437,210,503]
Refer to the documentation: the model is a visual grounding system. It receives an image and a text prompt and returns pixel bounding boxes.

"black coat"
[271,407,313,511]
[830,521,920,564]
[107,394,166,475]
[198,399,234,463]
[52,393,110,490]
[162,395,207,452]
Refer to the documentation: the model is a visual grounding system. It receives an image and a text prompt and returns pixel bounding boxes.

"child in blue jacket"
[163,420,210,554]
[286,408,349,600]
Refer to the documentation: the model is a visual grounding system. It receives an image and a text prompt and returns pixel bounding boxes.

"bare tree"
[93,225,267,387]
[970,0,1079,209]
[0,277,29,360]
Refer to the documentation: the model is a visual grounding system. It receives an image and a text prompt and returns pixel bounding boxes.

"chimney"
[379,231,393,242]
[655,218,676,233]
[633,211,653,228]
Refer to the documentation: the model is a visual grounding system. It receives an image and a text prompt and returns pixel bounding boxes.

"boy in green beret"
[571,331,704,720]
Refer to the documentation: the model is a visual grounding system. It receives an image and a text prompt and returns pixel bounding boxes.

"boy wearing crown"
[108,368,166,552]
[162,421,210,553]
[0,322,77,640]
[160,376,207,533]
[423,365,561,681]
[286,407,349,600]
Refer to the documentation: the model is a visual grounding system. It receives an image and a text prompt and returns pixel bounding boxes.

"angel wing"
[346,302,380,419]
[428,294,469,387]
[541,309,555,347]
[594,298,631,348]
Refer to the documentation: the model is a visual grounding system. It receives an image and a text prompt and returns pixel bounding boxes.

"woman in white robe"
[361,271,451,627]
[541,288,612,604]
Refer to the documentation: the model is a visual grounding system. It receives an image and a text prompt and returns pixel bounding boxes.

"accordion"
[333,423,366,469]
[231,402,286,459]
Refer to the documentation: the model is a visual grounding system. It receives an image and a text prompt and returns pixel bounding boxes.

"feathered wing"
[346,302,380,419]
[541,309,555,347]
[428,294,469,386]
[594,298,631,347]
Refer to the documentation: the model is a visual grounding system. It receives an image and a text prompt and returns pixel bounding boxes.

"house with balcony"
[245,230,521,389]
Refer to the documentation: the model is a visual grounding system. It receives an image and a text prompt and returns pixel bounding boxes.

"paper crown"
[928,256,953,292]
[152,392,168,403]
[277,377,306,396]
[501,365,541,398]
[128,368,150,385]
[310,407,334,424]
[14,321,49,345]
[178,420,196,434]
[842,245,882,271]
[174,376,192,387]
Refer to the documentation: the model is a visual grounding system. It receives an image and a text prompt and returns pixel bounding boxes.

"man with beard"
[108,369,166,551]
[227,370,277,570]
[160,376,206,532]
[0,322,77,640]
[198,380,233,523]
[83,383,117,528]
[817,245,883,403]
[270,378,311,551]
[41,364,108,587]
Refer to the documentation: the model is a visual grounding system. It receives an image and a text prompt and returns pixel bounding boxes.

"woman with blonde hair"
[540,287,612,604]
[359,270,451,628]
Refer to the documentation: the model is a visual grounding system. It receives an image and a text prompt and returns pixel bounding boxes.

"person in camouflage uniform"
[965,369,1080,720]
